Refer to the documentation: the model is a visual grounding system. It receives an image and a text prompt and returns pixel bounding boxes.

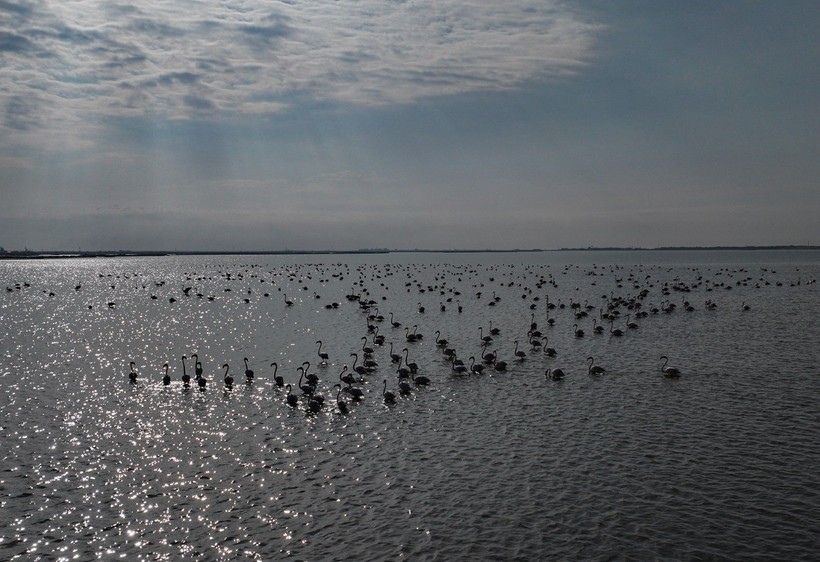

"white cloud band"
[1,0,598,142]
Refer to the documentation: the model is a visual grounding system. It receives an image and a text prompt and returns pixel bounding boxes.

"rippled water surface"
[2,250,819,560]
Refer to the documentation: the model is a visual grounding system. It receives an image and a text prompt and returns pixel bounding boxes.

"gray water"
[2,250,819,560]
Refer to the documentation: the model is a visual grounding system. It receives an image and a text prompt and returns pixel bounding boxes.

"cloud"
[237,13,295,48]
[3,94,42,131]
[183,94,216,111]
[0,30,34,52]
[0,0,599,147]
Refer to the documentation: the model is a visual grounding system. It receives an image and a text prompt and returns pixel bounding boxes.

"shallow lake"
[2,250,819,560]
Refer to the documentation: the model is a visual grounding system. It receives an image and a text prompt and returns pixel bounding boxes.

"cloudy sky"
[1,1,818,251]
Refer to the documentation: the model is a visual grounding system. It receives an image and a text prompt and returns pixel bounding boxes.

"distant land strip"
[1,245,819,259]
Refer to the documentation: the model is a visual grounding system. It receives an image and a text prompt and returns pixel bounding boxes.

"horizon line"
[2,244,820,259]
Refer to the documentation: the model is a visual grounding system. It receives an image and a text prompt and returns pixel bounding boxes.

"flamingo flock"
[5,256,807,414]
[94,257,812,417]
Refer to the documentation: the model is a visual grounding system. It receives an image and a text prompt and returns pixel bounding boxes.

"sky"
[1,0,818,251]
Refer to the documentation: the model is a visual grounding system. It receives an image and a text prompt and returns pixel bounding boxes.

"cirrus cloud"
[0,0,598,147]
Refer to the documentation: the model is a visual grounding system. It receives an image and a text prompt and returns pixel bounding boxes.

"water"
[2,250,819,560]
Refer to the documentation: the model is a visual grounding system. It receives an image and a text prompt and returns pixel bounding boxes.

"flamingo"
[660,356,681,377]
[181,355,191,386]
[513,340,527,361]
[243,357,254,382]
[481,343,496,364]
[339,365,357,386]
[285,384,299,407]
[383,379,396,404]
[545,368,566,380]
[335,384,349,414]
[191,353,203,378]
[350,353,369,376]
[162,362,171,385]
[307,393,324,413]
[493,355,508,372]
[223,363,234,388]
[402,348,418,373]
[361,336,374,356]
[587,356,606,375]
[396,357,411,379]
[297,367,314,394]
[302,361,319,385]
[128,361,137,383]
[389,342,402,364]
[543,337,557,357]
[271,362,284,388]
[398,379,412,394]
[404,327,418,343]
[373,327,385,346]
[390,312,401,328]
[344,380,365,401]
[316,340,329,363]
[468,356,484,374]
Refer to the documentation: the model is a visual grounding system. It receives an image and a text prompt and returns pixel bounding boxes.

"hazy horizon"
[4,245,820,256]
[2,1,819,251]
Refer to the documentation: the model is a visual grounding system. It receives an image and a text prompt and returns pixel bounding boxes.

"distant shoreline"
[1,245,819,260]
